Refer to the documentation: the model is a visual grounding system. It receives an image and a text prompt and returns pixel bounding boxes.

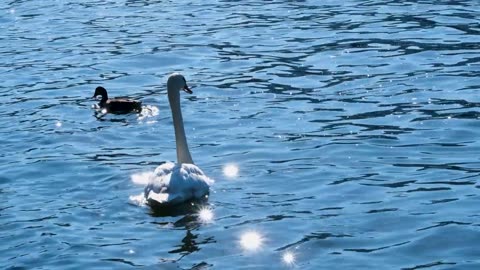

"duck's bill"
[183,85,193,94]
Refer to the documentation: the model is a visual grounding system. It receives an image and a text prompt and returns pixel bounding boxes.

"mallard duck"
[92,86,142,113]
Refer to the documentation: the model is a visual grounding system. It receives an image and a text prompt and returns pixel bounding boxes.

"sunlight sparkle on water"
[198,207,214,223]
[223,164,239,178]
[55,121,62,127]
[240,231,263,251]
[283,251,296,265]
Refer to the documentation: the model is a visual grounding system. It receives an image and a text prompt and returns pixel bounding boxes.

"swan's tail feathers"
[146,191,182,206]
[147,191,169,203]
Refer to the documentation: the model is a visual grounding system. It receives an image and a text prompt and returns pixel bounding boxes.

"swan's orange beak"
[183,85,193,94]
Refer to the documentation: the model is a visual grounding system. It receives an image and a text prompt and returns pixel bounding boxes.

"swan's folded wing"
[146,190,183,205]
[144,162,175,194]
[180,164,215,186]
[147,191,169,203]
[153,162,176,177]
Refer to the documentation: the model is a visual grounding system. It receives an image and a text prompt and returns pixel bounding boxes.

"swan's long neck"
[168,87,194,164]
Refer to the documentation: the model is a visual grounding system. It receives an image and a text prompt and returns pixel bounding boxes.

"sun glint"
[223,164,239,178]
[240,231,263,251]
[198,207,214,223]
[282,251,296,265]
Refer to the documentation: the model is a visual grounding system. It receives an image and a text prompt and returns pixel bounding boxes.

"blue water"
[1,0,480,269]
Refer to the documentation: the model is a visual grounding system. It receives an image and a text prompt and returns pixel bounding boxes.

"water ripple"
[1,0,480,269]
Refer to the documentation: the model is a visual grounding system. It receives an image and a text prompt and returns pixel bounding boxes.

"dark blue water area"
[1,0,480,269]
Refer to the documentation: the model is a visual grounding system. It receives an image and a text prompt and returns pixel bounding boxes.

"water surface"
[1,0,480,269]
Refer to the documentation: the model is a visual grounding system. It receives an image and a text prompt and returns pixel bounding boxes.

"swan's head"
[167,73,192,94]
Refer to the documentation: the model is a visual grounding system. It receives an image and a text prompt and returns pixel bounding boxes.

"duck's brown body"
[93,86,142,113]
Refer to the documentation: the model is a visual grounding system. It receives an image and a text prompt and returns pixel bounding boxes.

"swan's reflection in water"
[168,230,199,254]
[240,231,264,251]
[155,206,216,263]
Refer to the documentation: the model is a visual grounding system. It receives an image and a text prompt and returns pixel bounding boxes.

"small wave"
[137,105,159,122]
[129,193,147,206]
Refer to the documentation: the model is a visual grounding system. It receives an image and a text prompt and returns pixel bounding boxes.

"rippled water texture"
[1,1,480,269]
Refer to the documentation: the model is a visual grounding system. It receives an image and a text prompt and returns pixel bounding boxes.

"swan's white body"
[144,162,213,206]
[144,73,213,207]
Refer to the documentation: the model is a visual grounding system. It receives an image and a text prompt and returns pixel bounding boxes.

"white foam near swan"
[142,73,214,207]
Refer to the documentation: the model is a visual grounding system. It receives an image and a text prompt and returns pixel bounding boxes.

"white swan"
[144,73,213,207]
